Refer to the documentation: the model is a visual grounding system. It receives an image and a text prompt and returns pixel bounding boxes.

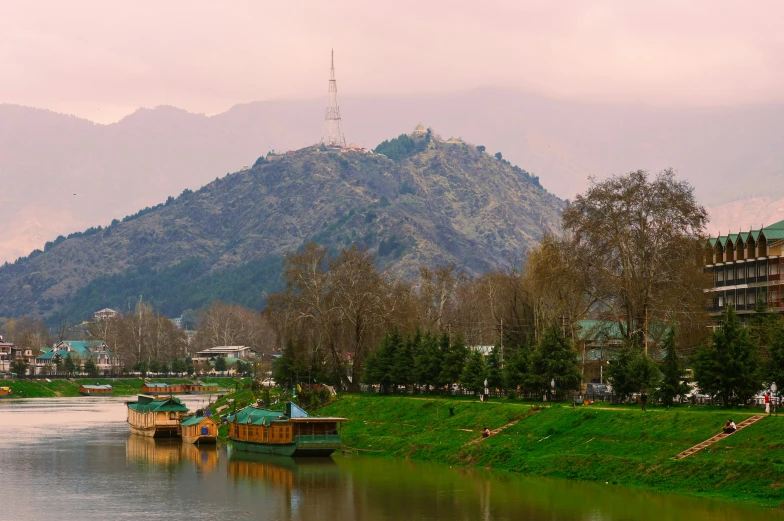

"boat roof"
[143,383,172,388]
[80,384,113,390]
[127,395,188,413]
[225,404,347,426]
[180,415,215,426]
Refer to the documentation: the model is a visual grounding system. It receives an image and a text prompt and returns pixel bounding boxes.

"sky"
[2,1,784,124]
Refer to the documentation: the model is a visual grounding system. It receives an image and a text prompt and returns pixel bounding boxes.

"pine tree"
[414,332,441,392]
[64,353,76,376]
[486,345,503,390]
[770,323,784,387]
[607,347,660,400]
[214,356,227,372]
[460,350,488,394]
[503,341,532,394]
[439,333,467,388]
[392,332,415,389]
[364,331,401,393]
[528,325,581,400]
[83,357,98,377]
[657,328,688,406]
[694,306,762,407]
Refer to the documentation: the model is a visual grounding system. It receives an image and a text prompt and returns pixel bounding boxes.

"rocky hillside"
[0,133,563,321]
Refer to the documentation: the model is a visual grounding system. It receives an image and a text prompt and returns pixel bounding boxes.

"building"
[193,346,256,362]
[0,341,14,373]
[94,308,119,321]
[36,340,120,375]
[706,220,784,315]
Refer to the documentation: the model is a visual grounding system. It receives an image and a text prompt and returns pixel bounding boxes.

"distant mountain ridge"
[5,91,784,263]
[0,133,563,321]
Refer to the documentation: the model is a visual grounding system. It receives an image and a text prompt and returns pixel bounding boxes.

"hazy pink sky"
[3,1,784,123]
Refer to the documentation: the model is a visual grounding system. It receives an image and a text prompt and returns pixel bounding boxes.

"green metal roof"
[80,384,112,390]
[127,395,188,414]
[143,383,171,388]
[180,415,213,426]
[225,406,286,426]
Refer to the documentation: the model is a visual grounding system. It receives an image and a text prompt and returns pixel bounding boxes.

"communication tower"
[320,49,347,148]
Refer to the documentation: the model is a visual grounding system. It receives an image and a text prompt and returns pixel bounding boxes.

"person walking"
[640,391,648,412]
[765,392,771,415]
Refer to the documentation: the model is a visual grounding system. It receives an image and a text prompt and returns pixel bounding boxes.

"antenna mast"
[320,49,346,148]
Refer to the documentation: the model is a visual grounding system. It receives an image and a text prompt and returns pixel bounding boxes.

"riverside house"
[35,340,120,375]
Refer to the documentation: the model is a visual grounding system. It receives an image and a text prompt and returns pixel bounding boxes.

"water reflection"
[0,398,782,521]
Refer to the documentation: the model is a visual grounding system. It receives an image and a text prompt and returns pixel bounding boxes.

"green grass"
[319,395,784,507]
[0,377,243,398]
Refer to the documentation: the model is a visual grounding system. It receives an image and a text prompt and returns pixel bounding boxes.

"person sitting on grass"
[723,419,737,434]
[482,427,491,438]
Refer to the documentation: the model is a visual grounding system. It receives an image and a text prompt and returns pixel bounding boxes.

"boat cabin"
[141,382,187,395]
[180,415,218,444]
[79,384,113,396]
[187,382,219,394]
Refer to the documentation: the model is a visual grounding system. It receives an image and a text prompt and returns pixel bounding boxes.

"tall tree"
[460,350,488,394]
[528,325,581,400]
[561,169,710,349]
[414,332,442,392]
[694,307,762,407]
[607,347,661,400]
[657,328,688,406]
[83,357,98,377]
[486,346,503,390]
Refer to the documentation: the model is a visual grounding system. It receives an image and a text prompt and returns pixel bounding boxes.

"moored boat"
[141,382,187,395]
[0,386,11,398]
[227,402,347,457]
[179,415,218,444]
[79,384,113,396]
[126,395,189,438]
[186,382,219,394]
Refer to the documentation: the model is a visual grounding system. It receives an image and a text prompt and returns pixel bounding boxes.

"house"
[707,219,784,315]
[0,341,14,373]
[193,346,256,362]
[36,340,120,375]
[94,308,118,321]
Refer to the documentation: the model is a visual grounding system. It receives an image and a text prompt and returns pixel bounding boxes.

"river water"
[0,397,780,521]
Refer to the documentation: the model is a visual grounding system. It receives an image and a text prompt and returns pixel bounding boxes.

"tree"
[12,358,28,376]
[477,145,486,152]
[657,328,688,406]
[64,353,76,376]
[214,356,227,373]
[171,358,187,375]
[486,346,503,390]
[83,357,98,377]
[694,307,762,407]
[439,333,467,388]
[494,152,503,160]
[606,347,660,400]
[561,170,711,349]
[392,333,415,389]
[503,342,532,393]
[364,331,401,392]
[414,332,442,392]
[53,353,63,374]
[460,350,488,394]
[528,326,581,400]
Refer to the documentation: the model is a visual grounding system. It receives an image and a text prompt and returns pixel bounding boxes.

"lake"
[0,397,779,520]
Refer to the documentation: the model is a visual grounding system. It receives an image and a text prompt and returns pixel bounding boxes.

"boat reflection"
[181,442,219,473]
[228,450,339,490]
[125,435,181,467]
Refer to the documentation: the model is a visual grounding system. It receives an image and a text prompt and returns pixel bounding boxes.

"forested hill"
[0,133,564,322]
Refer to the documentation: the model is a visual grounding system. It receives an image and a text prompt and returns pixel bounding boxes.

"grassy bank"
[0,377,242,398]
[319,395,784,507]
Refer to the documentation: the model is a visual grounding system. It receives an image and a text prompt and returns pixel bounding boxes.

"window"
[727,268,735,281]
[748,264,755,279]
[759,264,766,277]
[738,293,746,306]
[770,264,780,275]
[718,296,724,307]
[717,270,724,282]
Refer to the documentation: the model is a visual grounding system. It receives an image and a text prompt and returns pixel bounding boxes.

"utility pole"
[138,295,143,365]
[644,304,648,357]
[320,49,347,148]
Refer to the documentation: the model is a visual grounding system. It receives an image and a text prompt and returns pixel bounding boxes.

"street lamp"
[551,378,556,402]
[772,382,778,416]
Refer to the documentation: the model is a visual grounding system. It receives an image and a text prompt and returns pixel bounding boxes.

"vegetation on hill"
[0,134,563,323]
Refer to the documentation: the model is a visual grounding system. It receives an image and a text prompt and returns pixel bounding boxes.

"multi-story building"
[707,220,784,315]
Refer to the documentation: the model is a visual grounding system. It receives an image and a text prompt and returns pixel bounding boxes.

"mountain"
[0,132,563,321]
[4,91,784,263]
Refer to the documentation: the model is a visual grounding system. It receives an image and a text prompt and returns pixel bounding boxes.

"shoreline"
[317,394,784,508]
[0,377,240,398]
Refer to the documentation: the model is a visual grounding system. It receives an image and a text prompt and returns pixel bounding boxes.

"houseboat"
[226,402,347,457]
[141,382,187,395]
[78,384,114,396]
[186,382,219,394]
[179,415,218,444]
[126,395,189,438]
[0,386,11,398]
